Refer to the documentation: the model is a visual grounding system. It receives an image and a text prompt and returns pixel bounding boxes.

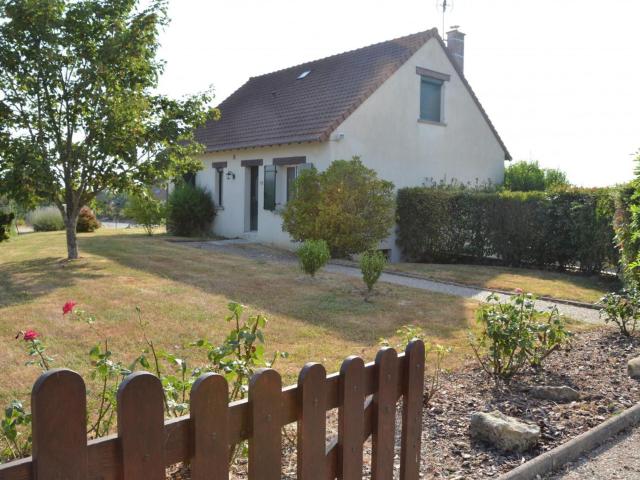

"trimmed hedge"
[396,188,617,272]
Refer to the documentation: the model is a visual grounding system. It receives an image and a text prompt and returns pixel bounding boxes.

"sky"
[156,0,640,187]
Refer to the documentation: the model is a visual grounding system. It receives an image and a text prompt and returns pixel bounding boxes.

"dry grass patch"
[390,262,618,304]
[0,229,479,405]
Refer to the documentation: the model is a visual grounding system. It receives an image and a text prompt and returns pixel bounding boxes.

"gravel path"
[182,239,603,324]
[546,427,640,479]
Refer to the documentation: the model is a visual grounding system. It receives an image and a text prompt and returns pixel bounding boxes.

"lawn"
[0,229,480,406]
[389,262,618,304]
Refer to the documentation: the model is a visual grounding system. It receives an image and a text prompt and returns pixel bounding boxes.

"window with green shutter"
[263,165,277,211]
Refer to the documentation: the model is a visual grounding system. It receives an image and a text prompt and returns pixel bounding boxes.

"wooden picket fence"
[0,340,425,480]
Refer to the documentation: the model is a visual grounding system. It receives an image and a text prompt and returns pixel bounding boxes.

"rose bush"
[0,300,285,464]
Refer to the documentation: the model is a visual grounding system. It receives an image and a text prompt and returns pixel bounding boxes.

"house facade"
[192,28,510,261]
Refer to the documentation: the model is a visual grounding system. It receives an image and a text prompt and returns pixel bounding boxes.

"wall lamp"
[225,171,236,180]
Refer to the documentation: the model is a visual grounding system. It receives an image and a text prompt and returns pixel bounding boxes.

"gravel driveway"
[547,427,640,479]
[178,239,603,324]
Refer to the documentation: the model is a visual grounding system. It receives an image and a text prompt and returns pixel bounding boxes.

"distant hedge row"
[396,188,618,273]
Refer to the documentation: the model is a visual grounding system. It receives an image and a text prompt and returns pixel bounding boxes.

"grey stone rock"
[530,385,580,402]
[470,410,540,452]
[628,356,640,379]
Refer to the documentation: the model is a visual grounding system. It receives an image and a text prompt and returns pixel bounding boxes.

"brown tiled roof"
[196,28,511,160]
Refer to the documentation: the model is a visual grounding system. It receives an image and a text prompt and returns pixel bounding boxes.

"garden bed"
[166,327,638,479]
[421,327,640,478]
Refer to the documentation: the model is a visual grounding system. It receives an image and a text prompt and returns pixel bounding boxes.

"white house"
[191,27,510,261]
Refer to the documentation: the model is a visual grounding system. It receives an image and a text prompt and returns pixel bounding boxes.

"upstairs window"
[420,77,443,123]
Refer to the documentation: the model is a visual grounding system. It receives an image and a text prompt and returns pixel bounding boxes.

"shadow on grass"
[0,256,106,308]
[79,234,472,344]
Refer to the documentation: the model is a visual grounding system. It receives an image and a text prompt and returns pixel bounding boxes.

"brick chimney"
[446,27,465,72]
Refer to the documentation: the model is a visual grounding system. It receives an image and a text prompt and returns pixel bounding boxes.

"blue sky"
[157,0,640,187]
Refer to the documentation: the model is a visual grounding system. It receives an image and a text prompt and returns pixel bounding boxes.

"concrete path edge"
[329,259,600,310]
[498,402,640,480]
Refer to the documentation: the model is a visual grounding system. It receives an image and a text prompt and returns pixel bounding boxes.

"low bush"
[166,184,216,237]
[598,288,640,337]
[124,191,166,235]
[76,206,101,233]
[396,187,617,272]
[470,292,570,381]
[360,250,386,296]
[0,212,14,241]
[27,206,64,231]
[297,239,330,277]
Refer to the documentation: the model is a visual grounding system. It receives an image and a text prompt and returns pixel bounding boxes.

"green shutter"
[264,165,277,211]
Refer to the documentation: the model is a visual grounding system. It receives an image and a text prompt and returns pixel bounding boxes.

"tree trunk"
[64,209,80,260]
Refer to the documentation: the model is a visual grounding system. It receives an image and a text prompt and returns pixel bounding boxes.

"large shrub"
[297,239,330,277]
[397,187,617,272]
[282,157,395,257]
[76,206,100,233]
[27,206,64,232]
[124,191,166,235]
[166,184,216,237]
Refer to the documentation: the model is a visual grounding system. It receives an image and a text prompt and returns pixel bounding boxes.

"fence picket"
[117,371,165,480]
[31,369,87,480]
[248,369,282,480]
[338,356,365,480]
[297,363,327,480]
[372,348,398,480]
[400,340,426,480]
[0,341,428,480]
[190,373,229,480]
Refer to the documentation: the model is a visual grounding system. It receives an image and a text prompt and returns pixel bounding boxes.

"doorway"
[249,166,258,231]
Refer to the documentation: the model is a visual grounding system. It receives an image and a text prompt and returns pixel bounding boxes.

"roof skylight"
[297,70,311,79]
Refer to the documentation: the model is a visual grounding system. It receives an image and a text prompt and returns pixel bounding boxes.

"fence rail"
[0,340,425,480]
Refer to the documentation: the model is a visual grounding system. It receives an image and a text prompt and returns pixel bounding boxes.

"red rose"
[62,301,77,315]
[23,330,39,341]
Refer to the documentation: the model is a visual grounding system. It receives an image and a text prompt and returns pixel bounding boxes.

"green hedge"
[396,188,618,272]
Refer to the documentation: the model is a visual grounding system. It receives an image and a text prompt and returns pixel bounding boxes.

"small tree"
[282,157,395,257]
[504,161,569,192]
[0,0,218,259]
[360,250,386,298]
[124,190,166,235]
[297,239,330,277]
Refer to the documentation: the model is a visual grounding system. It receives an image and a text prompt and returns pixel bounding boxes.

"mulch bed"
[168,327,640,479]
[422,327,640,479]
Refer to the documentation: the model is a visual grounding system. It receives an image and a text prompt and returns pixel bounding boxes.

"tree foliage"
[281,157,395,257]
[0,0,218,258]
[503,161,569,192]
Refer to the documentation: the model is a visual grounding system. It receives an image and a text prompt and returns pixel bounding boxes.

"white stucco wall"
[194,37,506,260]
[195,142,330,249]
[328,38,506,189]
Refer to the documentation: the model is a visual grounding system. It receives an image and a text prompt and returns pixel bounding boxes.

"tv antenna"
[436,0,454,40]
